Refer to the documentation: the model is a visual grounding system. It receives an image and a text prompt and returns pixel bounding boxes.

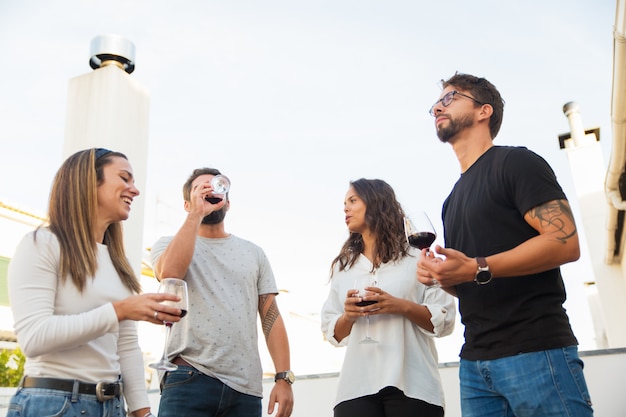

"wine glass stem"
[160,323,172,363]
[365,316,371,339]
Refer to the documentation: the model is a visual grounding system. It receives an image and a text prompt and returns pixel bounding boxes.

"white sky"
[0,1,618,373]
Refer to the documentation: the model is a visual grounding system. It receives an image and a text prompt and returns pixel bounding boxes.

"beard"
[201,208,226,225]
[436,112,475,143]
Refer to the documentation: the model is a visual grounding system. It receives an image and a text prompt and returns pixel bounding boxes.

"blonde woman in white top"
[321,178,456,417]
[8,148,182,417]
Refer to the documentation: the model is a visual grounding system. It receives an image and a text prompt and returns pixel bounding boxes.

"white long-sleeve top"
[8,229,149,412]
[320,251,456,408]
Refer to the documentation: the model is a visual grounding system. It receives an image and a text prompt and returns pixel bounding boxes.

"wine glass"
[404,211,437,254]
[353,275,379,344]
[149,278,189,371]
[404,211,440,287]
[205,174,231,204]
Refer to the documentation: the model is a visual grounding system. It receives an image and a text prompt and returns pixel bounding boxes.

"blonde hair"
[44,148,140,293]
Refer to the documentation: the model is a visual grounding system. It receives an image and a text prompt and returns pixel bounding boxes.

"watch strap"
[475,256,493,285]
[274,370,295,384]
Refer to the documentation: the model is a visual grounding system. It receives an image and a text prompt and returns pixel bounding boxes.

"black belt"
[21,376,121,402]
[172,356,195,368]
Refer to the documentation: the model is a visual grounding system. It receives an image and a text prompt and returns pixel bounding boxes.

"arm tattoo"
[529,200,577,244]
[259,294,279,341]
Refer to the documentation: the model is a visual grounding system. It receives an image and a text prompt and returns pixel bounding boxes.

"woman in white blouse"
[7,148,182,417]
[321,178,456,417]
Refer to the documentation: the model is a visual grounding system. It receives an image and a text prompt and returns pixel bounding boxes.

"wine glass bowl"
[149,278,189,371]
[353,275,379,344]
[404,211,437,251]
[205,174,230,204]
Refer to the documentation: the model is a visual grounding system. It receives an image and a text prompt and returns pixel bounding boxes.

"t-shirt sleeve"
[255,245,279,295]
[505,148,567,216]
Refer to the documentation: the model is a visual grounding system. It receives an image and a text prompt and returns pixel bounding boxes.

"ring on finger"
[432,278,439,286]
[154,311,159,320]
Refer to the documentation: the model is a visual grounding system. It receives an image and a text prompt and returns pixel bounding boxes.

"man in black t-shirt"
[417,72,594,416]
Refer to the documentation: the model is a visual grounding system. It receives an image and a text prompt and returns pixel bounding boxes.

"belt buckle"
[95,381,116,402]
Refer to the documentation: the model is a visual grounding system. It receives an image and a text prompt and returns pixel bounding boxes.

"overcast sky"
[0,0,617,371]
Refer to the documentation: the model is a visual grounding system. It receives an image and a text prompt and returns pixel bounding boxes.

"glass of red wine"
[354,275,379,344]
[149,278,189,371]
[205,174,231,204]
[404,211,437,253]
[404,211,440,288]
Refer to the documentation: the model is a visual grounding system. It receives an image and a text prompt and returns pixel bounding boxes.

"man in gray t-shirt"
[151,167,294,417]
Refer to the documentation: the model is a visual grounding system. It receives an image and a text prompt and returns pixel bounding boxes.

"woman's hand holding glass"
[149,278,189,371]
[351,276,379,344]
[112,292,182,323]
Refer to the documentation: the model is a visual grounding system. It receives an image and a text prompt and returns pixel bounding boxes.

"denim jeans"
[158,365,262,417]
[459,346,593,417]
[6,387,126,417]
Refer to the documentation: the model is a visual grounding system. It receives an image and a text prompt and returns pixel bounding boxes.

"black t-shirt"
[443,146,578,360]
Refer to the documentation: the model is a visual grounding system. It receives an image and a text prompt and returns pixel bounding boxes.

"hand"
[358,286,401,316]
[189,179,226,215]
[112,293,183,323]
[417,245,475,287]
[342,289,374,321]
[416,248,442,287]
[267,380,294,417]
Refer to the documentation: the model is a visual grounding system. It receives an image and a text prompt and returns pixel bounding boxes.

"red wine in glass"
[407,231,436,250]
[164,308,187,325]
[404,212,437,253]
[204,175,230,204]
[205,196,223,204]
[353,276,379,344]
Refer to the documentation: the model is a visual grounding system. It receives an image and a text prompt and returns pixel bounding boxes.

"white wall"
[0,348,622,416]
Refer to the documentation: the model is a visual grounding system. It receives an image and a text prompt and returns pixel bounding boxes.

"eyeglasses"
[429,90,485,117]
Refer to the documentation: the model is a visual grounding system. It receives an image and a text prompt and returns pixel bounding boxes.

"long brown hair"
[330,178,409,277]
[44,148,140,293]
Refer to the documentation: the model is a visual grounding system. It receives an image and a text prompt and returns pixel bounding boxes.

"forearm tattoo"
[529,200,577,244]
[259,294,279,341]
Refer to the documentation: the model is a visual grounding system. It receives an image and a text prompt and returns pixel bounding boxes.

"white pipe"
[604,0,626,263]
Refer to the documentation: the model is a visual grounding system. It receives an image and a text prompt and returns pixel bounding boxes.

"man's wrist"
[274,370,295,385]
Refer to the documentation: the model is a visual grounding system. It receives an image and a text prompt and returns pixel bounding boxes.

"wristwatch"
[474,257,493,285]
[274,370,295,385]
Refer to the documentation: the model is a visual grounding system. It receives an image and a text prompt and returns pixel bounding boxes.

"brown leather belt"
[21,376,121,402]
[172,356,194,368]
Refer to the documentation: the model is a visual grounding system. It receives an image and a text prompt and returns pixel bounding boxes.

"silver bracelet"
[142,412,155,417]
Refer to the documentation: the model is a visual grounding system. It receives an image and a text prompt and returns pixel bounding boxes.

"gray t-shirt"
[151,234,278,397]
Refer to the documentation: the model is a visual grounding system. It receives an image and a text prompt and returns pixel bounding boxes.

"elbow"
[565,239,581,263]
[569,247,581,263]
[17,336,43,358]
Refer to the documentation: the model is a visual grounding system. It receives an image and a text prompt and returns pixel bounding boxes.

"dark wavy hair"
[330,178,410,277]
[441,72,506,139]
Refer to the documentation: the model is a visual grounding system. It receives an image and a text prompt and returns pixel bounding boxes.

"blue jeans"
[6,387,126,417]
[459,346,593,417]
[158,365,262,417]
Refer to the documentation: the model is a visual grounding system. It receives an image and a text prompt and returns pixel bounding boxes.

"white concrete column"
[63,34,150,278]
[562,103,626,348]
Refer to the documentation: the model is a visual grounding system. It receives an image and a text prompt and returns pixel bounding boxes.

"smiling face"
[344,186,369,235]
[96,156,140,226]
